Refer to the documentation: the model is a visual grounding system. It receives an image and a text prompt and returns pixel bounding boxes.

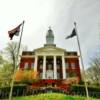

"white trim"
[62,56,66,79]
[54,56,57,79]
[65,56,79,58]
[35,52,64,56]
[43,56,46,79]
[21,55,35,58]
[34,56,38,71]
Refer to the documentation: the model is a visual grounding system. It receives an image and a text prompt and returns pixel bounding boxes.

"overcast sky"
[0,0,100,69]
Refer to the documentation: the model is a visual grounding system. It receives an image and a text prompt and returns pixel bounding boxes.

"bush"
[14,70,39,84]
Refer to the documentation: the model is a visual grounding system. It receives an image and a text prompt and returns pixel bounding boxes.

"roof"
[34,44,66,53]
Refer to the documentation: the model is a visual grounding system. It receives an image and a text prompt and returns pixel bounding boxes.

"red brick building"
[19,28,81,90]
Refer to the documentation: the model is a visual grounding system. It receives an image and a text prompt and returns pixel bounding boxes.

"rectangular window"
[71,62,75,69]
[65,63,69,69]
[31,63,34,69]
[24,62,29,70]
[57,73,60,79]
[66,72,68,78]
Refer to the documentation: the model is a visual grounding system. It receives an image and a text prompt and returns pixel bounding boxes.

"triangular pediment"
[34,44,66,54]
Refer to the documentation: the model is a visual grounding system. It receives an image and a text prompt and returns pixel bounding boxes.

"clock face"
[46,70,54,79]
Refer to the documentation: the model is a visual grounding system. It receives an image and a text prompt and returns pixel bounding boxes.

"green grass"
[10,93,99,100]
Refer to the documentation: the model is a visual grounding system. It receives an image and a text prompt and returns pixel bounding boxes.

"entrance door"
[46,70,54,79]
[46,57,54,79]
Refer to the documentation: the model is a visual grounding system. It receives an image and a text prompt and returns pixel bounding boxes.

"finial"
[48,26,51,30]
[23,20,25,24]
[74,22,76,26]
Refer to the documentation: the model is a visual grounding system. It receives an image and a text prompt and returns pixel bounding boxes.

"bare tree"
[0,42,27,86]
[86,57,100,84]
[4,42,27,73]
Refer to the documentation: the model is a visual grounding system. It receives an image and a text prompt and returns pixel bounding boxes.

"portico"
[34,51,66,79]
[33,27,67,80]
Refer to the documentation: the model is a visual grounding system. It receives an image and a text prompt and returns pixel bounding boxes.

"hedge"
[0,84,27,99]
[70,84,100,98]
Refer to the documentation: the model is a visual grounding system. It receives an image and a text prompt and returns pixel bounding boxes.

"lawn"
[11,93,99,100]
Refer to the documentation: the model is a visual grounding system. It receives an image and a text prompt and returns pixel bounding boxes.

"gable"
[34,45,66,55]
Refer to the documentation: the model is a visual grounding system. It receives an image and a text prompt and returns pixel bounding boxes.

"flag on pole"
[65,28,76,39]
[8,23,22,40]
[65,22,89,99]
[8,21,25,100]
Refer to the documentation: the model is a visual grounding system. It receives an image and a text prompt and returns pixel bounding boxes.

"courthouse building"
[20,28,81,89]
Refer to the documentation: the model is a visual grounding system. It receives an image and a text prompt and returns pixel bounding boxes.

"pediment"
[34,45,66,54]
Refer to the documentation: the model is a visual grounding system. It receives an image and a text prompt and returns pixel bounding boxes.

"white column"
[62,55,66,79]
[34,55,38,71]
[42,55,46,79]
[54,56,57,79]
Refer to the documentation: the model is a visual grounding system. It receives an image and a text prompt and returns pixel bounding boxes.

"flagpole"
[9,20,25,100]
[74,22,89,99]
